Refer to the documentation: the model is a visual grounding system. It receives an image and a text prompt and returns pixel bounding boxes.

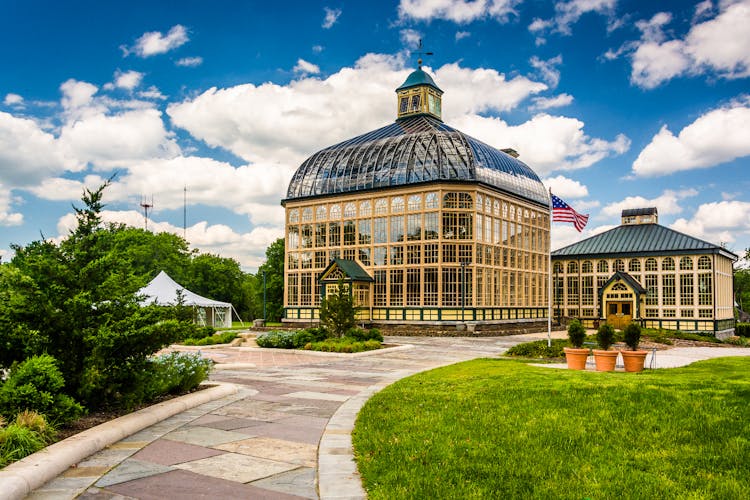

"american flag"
[551,193,589,232]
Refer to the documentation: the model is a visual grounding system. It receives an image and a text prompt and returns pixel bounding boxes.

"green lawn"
[353,358,750,499]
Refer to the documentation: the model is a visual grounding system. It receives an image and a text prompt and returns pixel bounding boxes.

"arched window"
[611,283,628,291]
[407,194,422,211]
[288,209,299,223]
[476,194,483,212]
[662,257,675,271]
[567,261,578,274]
[443,192,473,209]
[330,204,341,219]
[645,258,657,271]
[614,259,625,272]
[553,262,563,273]
[375,198,388,215]
[582,260,593,273]
[628,259,641,272]
[597,260,609,273]
[500,202,506,218]
[698,256,711,270]
[359,200,372,217]
[425,192,439,209]
[679,256,693,270]
[391,197,404,213]
[302,207,313,222]
[315,206,327,221]
[344,202,356,218]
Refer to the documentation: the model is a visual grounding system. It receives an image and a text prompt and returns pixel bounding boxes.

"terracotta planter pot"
[592,349,618,371]
[621,350,648,372]
[563,347,590,370]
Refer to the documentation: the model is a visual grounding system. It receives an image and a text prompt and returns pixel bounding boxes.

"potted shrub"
[563,319,589,370]
[593,322,618,371]
[621,322,648,372]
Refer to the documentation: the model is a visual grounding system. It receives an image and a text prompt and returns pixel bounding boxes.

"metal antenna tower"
[140,195,153,230]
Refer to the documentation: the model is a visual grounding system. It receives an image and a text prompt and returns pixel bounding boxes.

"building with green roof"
[551,207,737,336]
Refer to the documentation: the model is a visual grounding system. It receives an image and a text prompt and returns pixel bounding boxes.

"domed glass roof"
[286,114,549,206]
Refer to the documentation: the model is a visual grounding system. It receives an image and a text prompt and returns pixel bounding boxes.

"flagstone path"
[27,335,530,499]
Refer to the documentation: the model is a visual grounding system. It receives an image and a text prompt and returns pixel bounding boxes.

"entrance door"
[607,301,632,329]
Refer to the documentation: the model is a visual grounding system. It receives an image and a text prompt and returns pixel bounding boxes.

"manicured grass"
[353,358,750,499]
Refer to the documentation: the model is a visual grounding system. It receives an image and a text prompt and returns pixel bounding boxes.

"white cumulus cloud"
[529,0,617,44]
[124,25,189,58]
[167,54,548,167]
[530,93,574,110]
[398,0,521,23]
[623,1,750,88]
[322,7,342,29]
[3,93,24,106]
[293,59,320,75]
[671,200,750,249]
[633,101,750,177]
[451,112,630,175]
[176,56,203,67]
[543,175,589,199]
[602,189,698,218]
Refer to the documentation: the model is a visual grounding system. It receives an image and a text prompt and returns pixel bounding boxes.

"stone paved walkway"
[28,336,519,499]
[26,333,749,499]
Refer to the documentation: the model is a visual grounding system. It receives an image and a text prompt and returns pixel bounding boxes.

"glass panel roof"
[286,115,549,206]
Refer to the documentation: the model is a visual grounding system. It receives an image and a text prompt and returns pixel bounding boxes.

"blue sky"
[1,0,749,270]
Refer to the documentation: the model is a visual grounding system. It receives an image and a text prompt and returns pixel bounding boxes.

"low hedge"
[736,323,750,337]
[304,338,381,353]
[505,339,568,358]
[256,328,329,349]
[183,331,237,346]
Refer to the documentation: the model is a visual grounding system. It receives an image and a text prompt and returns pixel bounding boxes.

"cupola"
[621,207,658,225]
[395,62,443,121]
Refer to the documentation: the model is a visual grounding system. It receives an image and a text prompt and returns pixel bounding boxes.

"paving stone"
[105,469,278,499]
[77,447,137,467]
[96,459,174,487]
[215,437,317,466]
[131,438,225,465]
[108,441,148,450]
[174,452,298,483]
[199,416,265,430]
[27,475,96,497]
[283,391,349,402]
[187,413,233,426]
[234,421,322,445]
[61,465,111,478]
[78,486,138,499]
[162,426,249,447]
[212,399,290,421]
[250,467,317,499]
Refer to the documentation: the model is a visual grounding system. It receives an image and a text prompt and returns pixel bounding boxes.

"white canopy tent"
[138,271,237,328]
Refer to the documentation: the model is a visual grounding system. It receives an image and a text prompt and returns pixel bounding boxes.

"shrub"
[346,327,384,342]
[506,339,568,358]
[623,322,642,350]
[567,319,586,348]
[736,323,750,337]
[147,352,213,395]
[319,280,357,337]
[183,331,237,346]
[0,423,47,467]
[256,330,298,349]
[596,323,615,351]
[0,355,84,425]
[14,410,55,442]
[304,337,381,353]
[302,327,329,342]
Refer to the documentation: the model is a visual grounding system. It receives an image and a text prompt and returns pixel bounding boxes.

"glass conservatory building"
[282,66,551,325]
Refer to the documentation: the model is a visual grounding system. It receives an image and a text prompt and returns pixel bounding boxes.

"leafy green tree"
[186,253,252,320]
[734,259,750,316]
[253,238,284,322]
[319,280,357,338]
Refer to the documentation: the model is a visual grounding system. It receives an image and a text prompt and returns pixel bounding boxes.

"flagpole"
[547,187,553,347]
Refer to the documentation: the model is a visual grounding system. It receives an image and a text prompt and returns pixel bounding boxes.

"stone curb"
[0,382,238,500]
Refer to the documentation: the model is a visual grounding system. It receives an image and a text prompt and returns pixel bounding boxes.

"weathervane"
[414,39,433,69]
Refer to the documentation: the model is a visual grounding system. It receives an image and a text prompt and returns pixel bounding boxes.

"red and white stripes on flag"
[551,193,589,232]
